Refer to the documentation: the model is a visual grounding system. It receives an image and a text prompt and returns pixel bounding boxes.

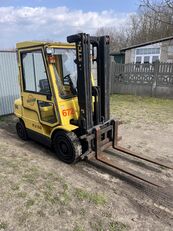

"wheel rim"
[55,136,75,163]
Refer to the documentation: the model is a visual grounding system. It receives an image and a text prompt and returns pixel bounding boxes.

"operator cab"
[15,41,80,143]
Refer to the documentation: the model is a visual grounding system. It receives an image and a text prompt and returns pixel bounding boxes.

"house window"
[136,56,142,64]
[144,56,150,64]
[152,56,159,63]
[136,48,160,55]
[135,47,160,64]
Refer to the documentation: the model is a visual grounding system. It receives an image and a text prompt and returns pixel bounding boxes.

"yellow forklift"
[14,33,172,186]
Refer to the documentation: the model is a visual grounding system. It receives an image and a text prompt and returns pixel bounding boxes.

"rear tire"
[16,120,28,140]
[52,130,82,164]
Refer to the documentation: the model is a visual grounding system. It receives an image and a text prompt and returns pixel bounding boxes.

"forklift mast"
[67,33,110,132]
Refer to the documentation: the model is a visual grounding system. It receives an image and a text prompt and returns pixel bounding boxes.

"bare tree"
[96,0,173,52]
[96,27,129,52]
[140,0,173,25]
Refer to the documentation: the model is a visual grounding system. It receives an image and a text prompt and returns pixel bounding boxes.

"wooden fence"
[110,62,173,98]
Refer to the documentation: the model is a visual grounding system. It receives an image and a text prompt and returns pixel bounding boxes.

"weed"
[0,117,4,122]
[37,210,46,217]
[22,173,36,184]
[90,220,104,231]
[22,168,39,184]
[75,188,106,205]
[11,184,20,191]
[63,182,68,191]
[0,222,8,230]
[18,211,31,225]
[4,160,19,170]
[102,211,112,218]
[17,191,27,198]
[45,181,54,191]
[109,221,128,231]
[43,190,53,203]
[25,199,35,208]
[57,182,70,205]
[52,195,61,204]
[79,208,86,216]
[90,193,106,205]
[73,225,85,231]
[44,173,70,204]
[46,172,58,180]
[75,188,90,200]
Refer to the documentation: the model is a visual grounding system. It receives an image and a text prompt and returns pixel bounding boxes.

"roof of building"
[109,51,125,56]
[0,50,16,53]
[120,35,173,52]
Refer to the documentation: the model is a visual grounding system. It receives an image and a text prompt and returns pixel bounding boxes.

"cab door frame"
[18,46,60,134]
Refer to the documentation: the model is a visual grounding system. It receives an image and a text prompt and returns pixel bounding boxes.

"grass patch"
[37,210,46,217]
[0,117,5,122]
[79,208,86,216]
[59,190,70,205]
[109,221,128,231]
[17,191,27,198]
[110,94,173,125]
[90,220,104,231]
[22,173,38,184]
[18,211,31,225]
[45,172,59,181]
[0,221,8,230]
[73,225,85,231]
[75,188,106,206]
[11,184,20,191]
[25,199,35,208]
[1,159,19,170]
[22,167,40,184]
[43,178,70,205]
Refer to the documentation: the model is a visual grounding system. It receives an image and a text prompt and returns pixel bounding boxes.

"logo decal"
[27,94,36,106]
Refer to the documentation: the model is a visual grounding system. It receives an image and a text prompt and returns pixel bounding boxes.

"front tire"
[16,120,28,140]
[52,130,82,164]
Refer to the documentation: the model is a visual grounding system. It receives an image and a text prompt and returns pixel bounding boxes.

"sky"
[0,0,139,48]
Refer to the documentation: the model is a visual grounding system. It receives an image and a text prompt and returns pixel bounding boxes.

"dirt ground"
[0,95,173,231]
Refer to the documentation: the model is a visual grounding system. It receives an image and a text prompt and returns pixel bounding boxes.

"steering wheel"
[63,74,77,95]
[64,74,71,81]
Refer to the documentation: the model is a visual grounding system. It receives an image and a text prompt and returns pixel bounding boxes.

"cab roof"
[16,41,75,49]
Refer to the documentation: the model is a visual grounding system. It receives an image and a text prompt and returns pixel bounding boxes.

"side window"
[152,56,159,64]
[136,56,142,64]
[144,56,150,64]
[21,50,51,94]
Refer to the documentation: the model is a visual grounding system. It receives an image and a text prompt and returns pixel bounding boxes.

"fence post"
[152,62,159,97]
[110,61,114,94]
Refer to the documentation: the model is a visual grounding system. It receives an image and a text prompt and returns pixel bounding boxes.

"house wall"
[125,49,135,63]
[160,39,173,62]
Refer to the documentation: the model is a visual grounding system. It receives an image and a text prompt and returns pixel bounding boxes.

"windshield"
[50,48,77,98]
